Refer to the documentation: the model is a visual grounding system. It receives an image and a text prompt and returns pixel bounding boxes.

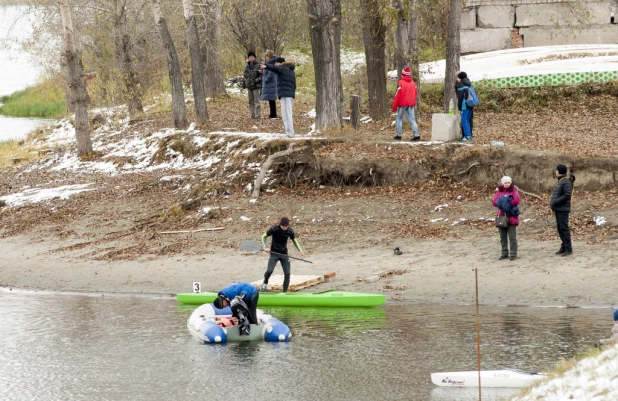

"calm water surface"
[1,6,51,142]
[0,291,610,401]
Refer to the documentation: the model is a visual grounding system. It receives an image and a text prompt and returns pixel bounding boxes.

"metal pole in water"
[475,268,482,400]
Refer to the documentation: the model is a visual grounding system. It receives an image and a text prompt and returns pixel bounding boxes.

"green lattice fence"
[482,71,618,88]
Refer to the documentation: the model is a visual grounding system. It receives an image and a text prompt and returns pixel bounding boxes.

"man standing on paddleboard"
[260,217,304,292]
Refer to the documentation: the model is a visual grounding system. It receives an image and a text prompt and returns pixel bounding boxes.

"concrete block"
[520,25,618,47]
[461,28,512,53]
[431,114,460,143]
[477,5,515,28]
[461,7,477,30]
[516,3,612,27]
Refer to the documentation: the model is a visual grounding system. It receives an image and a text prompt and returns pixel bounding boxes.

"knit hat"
[280,217,290,226]
[501,176,512,185]
[556,164,568,175]
[402,67,411,76]
[457,71,468,80]
[213,295,226,310]
[613,309,618,321]
[247,50,256,58]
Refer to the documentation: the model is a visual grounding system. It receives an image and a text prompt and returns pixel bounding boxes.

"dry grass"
[0,139,35,168]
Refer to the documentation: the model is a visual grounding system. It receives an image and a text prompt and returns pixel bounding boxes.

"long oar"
[239,240,316,266]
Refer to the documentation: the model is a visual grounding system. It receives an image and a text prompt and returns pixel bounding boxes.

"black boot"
[555,247,565,255]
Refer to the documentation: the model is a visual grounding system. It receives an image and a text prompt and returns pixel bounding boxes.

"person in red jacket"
[392,66,420,141]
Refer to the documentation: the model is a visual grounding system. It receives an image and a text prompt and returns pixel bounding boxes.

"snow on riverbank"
[387,44,618,84]
[512,344,618,401]
[0,183,95,207]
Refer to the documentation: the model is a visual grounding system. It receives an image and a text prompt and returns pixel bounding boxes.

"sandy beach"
[2,228,617,308]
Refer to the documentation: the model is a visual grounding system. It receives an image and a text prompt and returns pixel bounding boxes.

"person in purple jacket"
[492,176,521,260]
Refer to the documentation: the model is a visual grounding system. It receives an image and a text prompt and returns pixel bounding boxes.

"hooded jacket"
[260,56,278,101]
[218,282,258,301]
[455,77,472,111]
[550,175,573,213]
[492,184,521,226]
[392,75,418,111]
[264,58,296,99]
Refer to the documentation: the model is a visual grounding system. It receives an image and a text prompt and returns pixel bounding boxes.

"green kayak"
[176,290,385,307]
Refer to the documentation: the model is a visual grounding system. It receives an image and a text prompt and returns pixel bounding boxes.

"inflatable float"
[187,303,291,344]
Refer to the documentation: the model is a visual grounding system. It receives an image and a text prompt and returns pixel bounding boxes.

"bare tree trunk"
[444,0,461,113]
[307,0,343,131]
[360,0,389,120]
[59,0,92,156]
[409,0,420,121]
[393,0,409,82]
[198,0,228,98]
[114,0,143,119]
[183,0,209,125]
[151,0,188,129]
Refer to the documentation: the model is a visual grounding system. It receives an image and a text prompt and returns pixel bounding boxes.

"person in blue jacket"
[213,282,259,325]
[455,71,474,142]
[260,50,278,118]
[260,57,296,137]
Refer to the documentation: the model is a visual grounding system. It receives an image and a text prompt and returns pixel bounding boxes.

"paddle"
[239,240,316,266]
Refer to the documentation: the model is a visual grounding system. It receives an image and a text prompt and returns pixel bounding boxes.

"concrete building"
[461,0,618,53]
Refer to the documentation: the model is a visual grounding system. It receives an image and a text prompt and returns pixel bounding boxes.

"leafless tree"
[360,0,389,120]
[196,0,228,98]
[113,0,144,119]
[409,0,419,121]
[183,0,208,125]
[150,0,187,129]
[443,0,461,112]
[58,0,92,155]
[307,0,343,130]
[222,0,295,55]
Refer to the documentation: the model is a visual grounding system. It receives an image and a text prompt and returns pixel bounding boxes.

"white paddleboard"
[431,369,546,388]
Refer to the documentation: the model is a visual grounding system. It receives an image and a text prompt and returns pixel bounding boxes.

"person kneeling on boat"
[213,282,260,335]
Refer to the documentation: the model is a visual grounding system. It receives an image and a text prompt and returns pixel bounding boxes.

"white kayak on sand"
[431,369,546,388]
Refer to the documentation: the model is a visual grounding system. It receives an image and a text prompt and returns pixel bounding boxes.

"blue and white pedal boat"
[187,303,291,344]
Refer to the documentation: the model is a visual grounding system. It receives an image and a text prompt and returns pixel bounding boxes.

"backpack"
[466,86,479,108]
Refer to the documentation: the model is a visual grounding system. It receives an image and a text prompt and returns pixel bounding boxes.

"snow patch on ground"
[387,44,618,83]
[0,183,96,207]
[512,344,618,401]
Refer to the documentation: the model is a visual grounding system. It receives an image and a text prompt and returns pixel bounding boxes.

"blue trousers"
[461,109,473,139]
[396,107,419,137]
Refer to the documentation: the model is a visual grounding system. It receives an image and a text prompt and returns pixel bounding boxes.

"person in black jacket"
[260,217,304,292]
[550,164,574,256]
[261,57,296,137]
[243,50,262,119]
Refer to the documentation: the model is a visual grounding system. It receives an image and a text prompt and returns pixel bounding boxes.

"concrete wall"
[517,3,613,26]
[461,28,513,53]
[520,25,618,46]
[478,5,515,28]
[460,1,617,53]
[462,8,477,30]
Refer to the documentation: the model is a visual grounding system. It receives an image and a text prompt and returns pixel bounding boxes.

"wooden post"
[350,95,361,130]
[475,268,482,399]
